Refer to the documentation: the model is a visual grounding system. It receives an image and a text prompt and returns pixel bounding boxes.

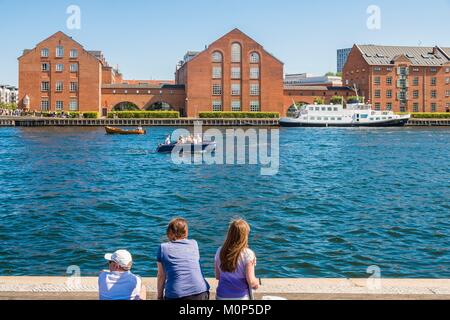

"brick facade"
[176,29,285,117]
[344,45,450,112]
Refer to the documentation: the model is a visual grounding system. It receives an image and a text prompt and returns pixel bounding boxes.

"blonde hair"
[220,219,250,273]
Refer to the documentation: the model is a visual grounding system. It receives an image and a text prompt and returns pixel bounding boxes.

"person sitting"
[215,219,259,300]
[98,249,147,300]
[157,218,210,300]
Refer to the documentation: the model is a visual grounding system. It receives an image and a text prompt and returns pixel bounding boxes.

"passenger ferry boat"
[280,103,411,127]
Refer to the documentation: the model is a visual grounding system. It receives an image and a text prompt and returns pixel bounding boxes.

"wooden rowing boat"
[105,126,146,135]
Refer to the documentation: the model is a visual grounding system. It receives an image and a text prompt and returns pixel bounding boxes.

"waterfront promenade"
[1,277,450,300]
[0,117,450,127]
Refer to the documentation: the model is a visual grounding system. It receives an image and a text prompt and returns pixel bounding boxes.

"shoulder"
[214,247,222,260]
[242,248,256,263]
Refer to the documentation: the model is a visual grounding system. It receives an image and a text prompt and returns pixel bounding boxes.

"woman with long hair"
[214,219,259,300]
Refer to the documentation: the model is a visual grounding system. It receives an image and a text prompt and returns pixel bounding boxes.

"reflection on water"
[0,126,449,278]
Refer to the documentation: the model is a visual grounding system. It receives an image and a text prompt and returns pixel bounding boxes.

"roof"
[284,85,352,91]
[356,45,450,66]
[102,83,184,90]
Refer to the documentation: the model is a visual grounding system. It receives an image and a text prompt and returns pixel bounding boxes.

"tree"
[347,96,363,104]
[314,97,325,105]
[330,96,344,105]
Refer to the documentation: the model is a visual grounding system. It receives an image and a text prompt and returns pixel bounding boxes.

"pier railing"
[1,117,449,127]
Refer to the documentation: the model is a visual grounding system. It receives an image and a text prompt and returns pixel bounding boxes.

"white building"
[0,85,18,105]
[284,73,343,87]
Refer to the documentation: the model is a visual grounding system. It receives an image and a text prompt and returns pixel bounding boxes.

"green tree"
[330,96,344,105]
[314,97,325,105]
[347,96,363,104]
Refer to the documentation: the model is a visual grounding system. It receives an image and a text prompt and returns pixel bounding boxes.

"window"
[375,103,381,111]
[446,67,450,73]
[212,51,222,62]
[231,100,241,111]
[374,67,381,71]
[70,63,78,72]
[431,103,437,112]
[386,103,392,111]
[212,66,222,79]
[56,81,63,92]
[386,77,393,85]
[387,90,392,98]
[400,106,406,113]
[56,64,64,72]
[69,100,78,111]
[431,90,437,99]
[413,90,419,99]
[431,77,437,86]
[446,90,450,97]
[374,77,381,85]
[446,77,450,85]
[413,77,419,86]
[70,49,78,58]
[250,101,260,112]
[375,90,381,98]
[40,100,49,111]
[231,43,241,63]
[413,103,419,112]
[41,81,49,92]
[212,83,222,95]
[231,67,241,79]
[399,91,407,100]
[430,68,437,72]
[412,68,419,72]
[250,67,259,79]
[70,82,78,92]
[231,83,241,96]
[41,48,49,58]
[249,84,260,96]
[212,100,222,112]
[56,46,64,58]
[250,52,260,63]
[41,63,50,72]
[55,101,64,111]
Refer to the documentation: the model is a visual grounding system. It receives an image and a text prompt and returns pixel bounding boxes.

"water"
[0,126,449,278]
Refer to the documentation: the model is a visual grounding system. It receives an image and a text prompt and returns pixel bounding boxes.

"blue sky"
[1,0,450,86]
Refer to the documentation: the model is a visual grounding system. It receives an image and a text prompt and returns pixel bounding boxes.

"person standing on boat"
[165,134,171,145]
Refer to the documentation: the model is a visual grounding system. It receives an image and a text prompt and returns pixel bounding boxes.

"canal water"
[0,126,449,278]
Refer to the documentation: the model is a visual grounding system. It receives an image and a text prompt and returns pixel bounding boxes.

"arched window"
[250,52,260,63]
[212,51,222,62]
[231,43,241,63]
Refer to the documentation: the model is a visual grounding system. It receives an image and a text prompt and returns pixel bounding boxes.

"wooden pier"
[1,117,450,127]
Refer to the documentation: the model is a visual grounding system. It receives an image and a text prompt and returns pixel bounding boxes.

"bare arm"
[215,260,221,281]
[140,282,147,301]
[245,258,259,290]
[157,262,166,300]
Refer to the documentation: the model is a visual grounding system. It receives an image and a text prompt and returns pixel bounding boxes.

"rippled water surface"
[0,126,449,278]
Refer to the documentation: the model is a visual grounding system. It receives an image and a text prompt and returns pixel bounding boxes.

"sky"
[1,0,450,86]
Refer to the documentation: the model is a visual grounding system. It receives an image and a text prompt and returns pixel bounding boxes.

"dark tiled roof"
[357,45,450,66]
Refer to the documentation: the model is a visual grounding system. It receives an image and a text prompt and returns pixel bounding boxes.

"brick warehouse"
[343,45,450,113]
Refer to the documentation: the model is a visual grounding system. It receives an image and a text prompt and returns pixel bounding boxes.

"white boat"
[280,103,411,127]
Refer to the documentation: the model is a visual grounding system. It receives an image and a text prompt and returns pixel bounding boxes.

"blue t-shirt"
[157,239,210,299]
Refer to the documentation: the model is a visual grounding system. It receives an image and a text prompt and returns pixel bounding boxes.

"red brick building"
[18,29,354,117]
[176,29,285,117]
[343,45,450,112]
[284,85,353,109]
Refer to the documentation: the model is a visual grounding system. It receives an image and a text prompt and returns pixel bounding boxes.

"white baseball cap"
[104,250,133,269]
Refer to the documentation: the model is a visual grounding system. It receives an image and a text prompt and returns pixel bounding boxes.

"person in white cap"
[98,249,147,300]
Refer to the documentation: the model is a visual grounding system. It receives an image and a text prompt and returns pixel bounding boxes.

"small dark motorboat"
[157,141,217,154]
[105,126,146,135]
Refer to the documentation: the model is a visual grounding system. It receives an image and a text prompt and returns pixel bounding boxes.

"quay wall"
[1,277,450,300]
[1,118,450,127]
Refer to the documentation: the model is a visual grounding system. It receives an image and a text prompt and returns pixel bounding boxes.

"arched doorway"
[112,102,140,111]
[145,102,173,111]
